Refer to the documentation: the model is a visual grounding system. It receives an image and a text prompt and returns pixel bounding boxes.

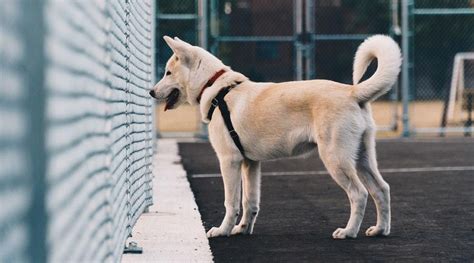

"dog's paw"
[332,228,357,239]
[231,224,252,235]
[365,226,390,237]
[207,227,231,238]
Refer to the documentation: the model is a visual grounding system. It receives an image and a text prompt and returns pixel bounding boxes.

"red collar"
[196,69,227,103]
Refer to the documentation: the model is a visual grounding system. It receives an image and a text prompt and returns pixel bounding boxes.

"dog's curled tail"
[352,35,402,103]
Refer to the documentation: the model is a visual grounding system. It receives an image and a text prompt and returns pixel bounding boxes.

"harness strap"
[207,83,245,157]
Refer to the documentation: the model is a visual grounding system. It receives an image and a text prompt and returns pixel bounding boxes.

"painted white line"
[191,166,474,178]
[380,166,474,173]
[122,139,213,263]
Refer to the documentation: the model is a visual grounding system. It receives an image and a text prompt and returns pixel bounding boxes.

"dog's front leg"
[231,160,261,235]
[207,157,242,238]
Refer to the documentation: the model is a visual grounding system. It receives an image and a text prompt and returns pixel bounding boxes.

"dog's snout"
[149,90,155,98]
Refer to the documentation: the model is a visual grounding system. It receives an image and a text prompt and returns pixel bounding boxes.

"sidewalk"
[122,139,213,262]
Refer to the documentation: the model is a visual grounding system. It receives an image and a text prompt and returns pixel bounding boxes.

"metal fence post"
[294,0,304,80]
[305,0,316,80]
[209,0,219,55]
[22,0,47,261]
[198,0,209,139]
[198,0,208,50]
[389,0,401,132]
[401,0,413,137]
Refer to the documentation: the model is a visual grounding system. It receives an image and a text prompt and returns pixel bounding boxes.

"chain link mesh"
[0,1,30,261]
[410,0,474,132]
[0,0,154,261]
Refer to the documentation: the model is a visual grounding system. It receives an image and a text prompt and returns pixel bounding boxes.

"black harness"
[207,82,246,157]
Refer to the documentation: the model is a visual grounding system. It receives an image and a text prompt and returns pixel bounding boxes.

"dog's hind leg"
[317,137,368,239]
[207,156,243,238]
[232,159,261,235]
[356,128,391,237]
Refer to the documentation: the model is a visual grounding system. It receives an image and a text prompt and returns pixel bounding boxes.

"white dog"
[151,35,401,239]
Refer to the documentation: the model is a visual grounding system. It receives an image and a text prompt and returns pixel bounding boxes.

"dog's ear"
[163,36,183,53]
[173,36,193,47]
[163,36,194,65]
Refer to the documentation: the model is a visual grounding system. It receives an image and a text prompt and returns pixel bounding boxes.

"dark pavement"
[179,138,474,262]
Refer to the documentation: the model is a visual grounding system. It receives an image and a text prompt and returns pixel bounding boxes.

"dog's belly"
[246,139,317,161]
[291,141,317,156]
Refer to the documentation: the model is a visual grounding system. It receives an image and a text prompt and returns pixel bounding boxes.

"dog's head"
[150,36,192,111]
[150,36,225,110]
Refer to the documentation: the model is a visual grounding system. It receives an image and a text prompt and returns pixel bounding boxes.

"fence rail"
[0,0,155,262]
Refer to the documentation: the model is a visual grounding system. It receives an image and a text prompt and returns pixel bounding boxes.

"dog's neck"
[198,69,248,123]
[196,69,227,103]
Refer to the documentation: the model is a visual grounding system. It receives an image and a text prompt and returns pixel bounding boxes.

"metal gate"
[210,0,398,132]
[401,0,474,136]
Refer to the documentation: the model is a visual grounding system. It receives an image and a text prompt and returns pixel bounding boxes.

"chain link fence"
[0,1,35,261]
[209,0,398,132]
[154,0,473,137]
[0,0,155,262]
[406,0,474,135]
[154,0,205,136]
[153,0,400,136]
[210,0,295,82]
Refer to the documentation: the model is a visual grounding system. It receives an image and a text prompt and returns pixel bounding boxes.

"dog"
[151,35,401,239]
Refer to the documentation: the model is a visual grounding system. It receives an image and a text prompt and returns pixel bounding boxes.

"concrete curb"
[122,139,213,262]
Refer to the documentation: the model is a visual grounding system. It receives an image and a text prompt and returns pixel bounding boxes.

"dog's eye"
[166,71,171,76]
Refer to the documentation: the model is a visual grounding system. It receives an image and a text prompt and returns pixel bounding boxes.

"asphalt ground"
[178,138,474,262]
